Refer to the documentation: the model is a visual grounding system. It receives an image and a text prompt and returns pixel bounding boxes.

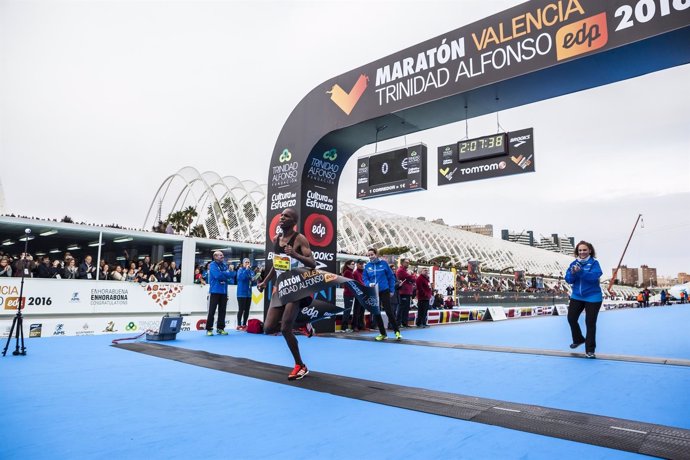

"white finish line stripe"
[493,406,521,413]
[610,426,648,435]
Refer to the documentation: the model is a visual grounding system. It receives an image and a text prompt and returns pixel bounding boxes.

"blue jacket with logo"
[236,267,254,298]
[565,257,603,302]
[209,261,235,295]
[363,259,396,293]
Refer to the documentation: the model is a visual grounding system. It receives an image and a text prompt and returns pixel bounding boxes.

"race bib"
[273,254,291,272]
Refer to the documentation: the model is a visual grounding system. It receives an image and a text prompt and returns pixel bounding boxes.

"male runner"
[257,208,316,380]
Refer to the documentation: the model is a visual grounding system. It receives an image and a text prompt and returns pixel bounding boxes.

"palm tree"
[166,211,186,234]
[181,206,198,235]
[189,224,207,238]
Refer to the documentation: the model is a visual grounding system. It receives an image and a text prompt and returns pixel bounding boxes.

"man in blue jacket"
[235,258,254,330]
[363,248,402,341]
[206,250,235,336]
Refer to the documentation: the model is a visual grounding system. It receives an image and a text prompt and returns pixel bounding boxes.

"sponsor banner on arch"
[438,128,535,185]
[302,193,338,270]
[324,0,690,117]
[301,148,341,272]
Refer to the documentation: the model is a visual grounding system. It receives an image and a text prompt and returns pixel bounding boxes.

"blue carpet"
[2,306,689,459]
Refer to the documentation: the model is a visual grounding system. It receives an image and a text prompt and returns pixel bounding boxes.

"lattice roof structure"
[337,202,572,276]
[145,168,573,275]
[143,167,266,242]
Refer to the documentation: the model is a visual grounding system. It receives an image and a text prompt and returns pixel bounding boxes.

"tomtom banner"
[273,267,379,323]
[437,128,535,185]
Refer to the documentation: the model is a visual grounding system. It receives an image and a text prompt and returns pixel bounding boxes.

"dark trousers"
[237,297,251,327]
[379,290,399,333]
[352,299,365,330]
[341,296,354,330]
[207,293,228,331]
[397,295,411,327]
[416,299,429,326]
[567,298,602,353]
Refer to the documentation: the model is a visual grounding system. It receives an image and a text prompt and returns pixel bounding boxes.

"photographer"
[14,253,36,278]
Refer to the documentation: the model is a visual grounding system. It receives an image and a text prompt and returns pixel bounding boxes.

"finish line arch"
[264,0,690,307]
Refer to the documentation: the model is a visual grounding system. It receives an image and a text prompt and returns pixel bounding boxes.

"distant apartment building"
[679,272,690,284]
[613,265,658,286]
[639,265,658,287]
[614,265,638,286]
[535,236,559,252]
[556,235,576,255]
[501,229,534,247]
[455,224,493,237]
[502,230,574,255]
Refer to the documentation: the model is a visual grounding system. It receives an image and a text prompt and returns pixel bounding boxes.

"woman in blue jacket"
[565,241,603,358]
[235,258,254,330]
[363,248,402,341]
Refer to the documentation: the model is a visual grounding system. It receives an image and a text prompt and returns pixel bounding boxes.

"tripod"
[2,228,31,357]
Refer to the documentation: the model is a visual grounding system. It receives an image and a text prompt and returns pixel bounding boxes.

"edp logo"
[301,306,318,319]
[312,223,327,238]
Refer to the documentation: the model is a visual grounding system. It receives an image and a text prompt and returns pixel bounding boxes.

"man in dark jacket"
[340,260,356,332]
[395,258,416,327]
[415,267,432,327]
[78,255,97,280]
[352,260,366,331]
[13,253,36,278]
[37,256,53,278]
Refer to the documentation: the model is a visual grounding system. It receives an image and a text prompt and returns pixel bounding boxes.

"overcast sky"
[1,0,688,276]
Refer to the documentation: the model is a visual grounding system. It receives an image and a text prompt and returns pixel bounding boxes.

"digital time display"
[458,133,508,162]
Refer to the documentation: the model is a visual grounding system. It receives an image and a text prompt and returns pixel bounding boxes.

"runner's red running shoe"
[288,364,309,380]
[296,324,314,338]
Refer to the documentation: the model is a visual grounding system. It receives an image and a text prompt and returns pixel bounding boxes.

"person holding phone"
[565,241,603,359]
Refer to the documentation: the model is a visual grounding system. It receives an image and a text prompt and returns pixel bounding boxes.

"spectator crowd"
[0,248,264,288]
[0,251,184,283]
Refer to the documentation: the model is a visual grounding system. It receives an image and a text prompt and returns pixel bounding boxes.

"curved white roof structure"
[146,168,574,276]
[337,202,572,276]
[143,167,266,242]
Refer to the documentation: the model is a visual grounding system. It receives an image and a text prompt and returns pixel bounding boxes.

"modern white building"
[145,168,575,277]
